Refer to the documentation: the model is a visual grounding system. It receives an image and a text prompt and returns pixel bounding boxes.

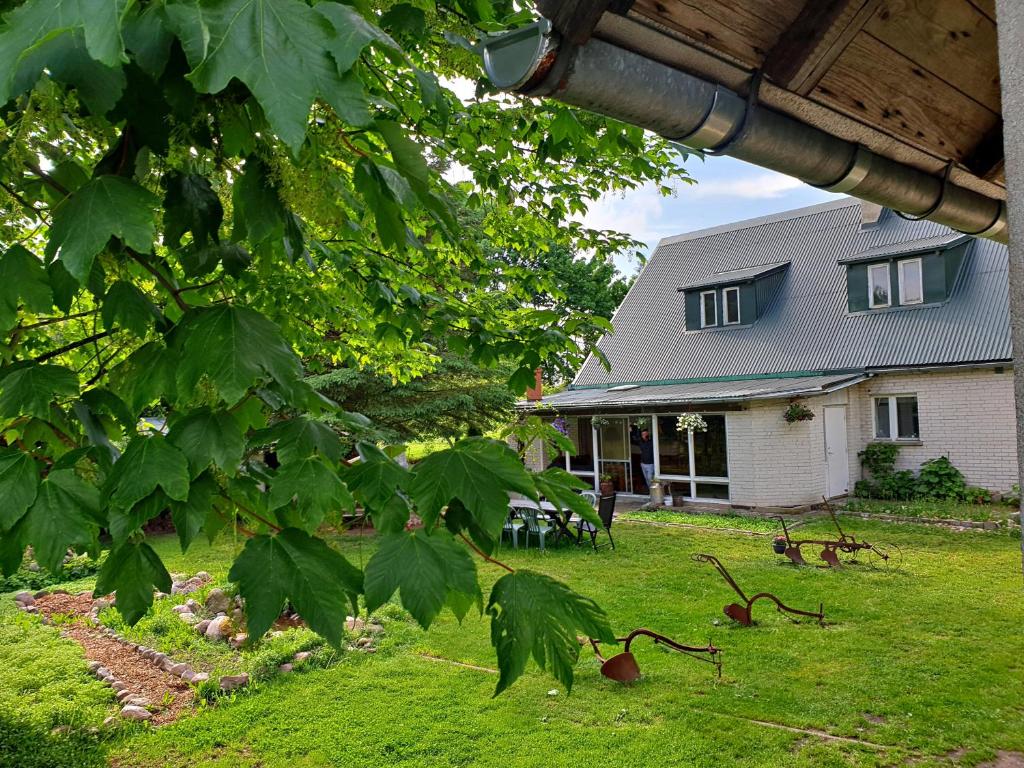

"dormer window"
[898,258,923,304]
[723,286,740,325]
[700,290,717,327]
[868,263,890,308]
[843,234,971,313]
[679,262,789,331]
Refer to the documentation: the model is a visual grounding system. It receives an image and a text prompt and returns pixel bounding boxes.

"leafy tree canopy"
[0,0,689,691]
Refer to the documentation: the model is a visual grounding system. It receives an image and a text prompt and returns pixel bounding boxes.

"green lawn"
[2,518,1023,768]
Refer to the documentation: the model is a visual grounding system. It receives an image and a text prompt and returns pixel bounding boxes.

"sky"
[579,156,843,276]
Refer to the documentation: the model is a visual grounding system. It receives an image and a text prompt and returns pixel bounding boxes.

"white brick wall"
[846,367,1018,492]
[727,367,1017,506]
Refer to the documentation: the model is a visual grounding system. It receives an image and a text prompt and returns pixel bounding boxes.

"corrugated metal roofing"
[527,373,864,410]
[677,261,790,291]
[838,232,970,264]
[573,198,1010,388]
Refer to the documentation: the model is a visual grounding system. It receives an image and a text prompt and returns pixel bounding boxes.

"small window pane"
[874,397,891,439]
[724,288,740,324]
[567,417,594,472]
[695,482,729,500]
[701,292,717,327]
[693,415,728,477]
[900,260,923,304]
[896,396,919,439]
[869,264,890,307]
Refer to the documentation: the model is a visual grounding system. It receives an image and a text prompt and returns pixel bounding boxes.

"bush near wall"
[855,444,988,503]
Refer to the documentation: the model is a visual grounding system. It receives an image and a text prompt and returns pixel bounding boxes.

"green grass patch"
[845,497,1018,522]
[4,519,1023,767]
[618,509,781,533]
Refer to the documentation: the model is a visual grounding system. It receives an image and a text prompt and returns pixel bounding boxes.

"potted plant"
[783,402,815,423]
[772,536,788,554]
[677,412,708,433]
[591,415,610,430]
[599,472,615,495]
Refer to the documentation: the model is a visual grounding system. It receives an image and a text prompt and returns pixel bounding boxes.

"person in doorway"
[630,424,656,497]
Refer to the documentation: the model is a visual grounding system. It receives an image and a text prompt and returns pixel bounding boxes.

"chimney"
[526,368,544,401]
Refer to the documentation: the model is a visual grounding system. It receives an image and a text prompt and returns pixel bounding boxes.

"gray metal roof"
[677,261,789,291]
[573,198,1010,388]
[526,373,865,410]
[838,232,970,264]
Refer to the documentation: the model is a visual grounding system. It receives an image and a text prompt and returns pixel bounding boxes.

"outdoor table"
[507,498,581,546]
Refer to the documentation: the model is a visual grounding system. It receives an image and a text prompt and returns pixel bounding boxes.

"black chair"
[576,494,616,550]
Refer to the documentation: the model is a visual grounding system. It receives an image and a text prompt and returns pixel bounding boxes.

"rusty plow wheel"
[866,542,903,572]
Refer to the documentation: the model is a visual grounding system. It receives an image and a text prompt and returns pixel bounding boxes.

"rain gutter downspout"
[480,20,1008,243]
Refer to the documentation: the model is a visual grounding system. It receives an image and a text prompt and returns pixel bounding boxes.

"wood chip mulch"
[34,593,196,725]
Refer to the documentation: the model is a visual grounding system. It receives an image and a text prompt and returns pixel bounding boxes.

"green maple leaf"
[167,407,245,477]
[107,342,177,413]
[44,176,160,281]
[231,156,284,245]
[167,0,370,153]
[169,471,219,551]
[94,541,172,624]
[268,455,354,527]
[0,448,40,531]
[101,280,159,337]
[0,364,79,420]
[344,443,411,533]
[108,489,171,545]
[314,2,398,73]
[0,0,129,104]
[24,469,100,573]
[364,530,480,629]
[162,171,223,248]
[533,468,601,528]
[104,435,190,510]
[228,527,363,646]
[0,246,52,331]
[408,438,536,535]
[174,305,304,406]
[487,571,615,695]
[252,417,343,465]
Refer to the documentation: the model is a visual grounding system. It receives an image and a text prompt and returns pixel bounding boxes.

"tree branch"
[127,249,190,313]
[459,532,514,573]
[31,329,116,364]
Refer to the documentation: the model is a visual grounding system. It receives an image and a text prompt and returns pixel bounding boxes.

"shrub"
[876,470,917,500]
[858,443,900,479]
[963,486,992,505]
[915,456,966,500]
[0,551,106,593]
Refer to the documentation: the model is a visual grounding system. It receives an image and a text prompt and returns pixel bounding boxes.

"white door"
[823,406,849,498]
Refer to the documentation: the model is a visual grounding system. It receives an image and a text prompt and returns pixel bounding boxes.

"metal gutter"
[567,369,861,391]
[480,20,1008,243]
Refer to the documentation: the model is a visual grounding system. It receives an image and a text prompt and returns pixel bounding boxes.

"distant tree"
[308,351,516,446]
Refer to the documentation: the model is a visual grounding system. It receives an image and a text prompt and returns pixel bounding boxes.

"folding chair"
[518,507,551,551]
[577,494,617,550]
[502,509,524,549]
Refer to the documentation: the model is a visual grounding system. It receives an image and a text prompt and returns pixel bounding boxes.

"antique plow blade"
[693,553,825,626]
[771,499,903,571]
[582,628,722,683]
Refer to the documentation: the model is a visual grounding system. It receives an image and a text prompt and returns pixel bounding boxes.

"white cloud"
[689,171,803,199]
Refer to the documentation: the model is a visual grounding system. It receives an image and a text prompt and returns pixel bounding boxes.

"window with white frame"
[723,286,740,325]
[700,290,717,327]
[898,258,923,304]
[868,263,891,308]
[873,395,919,440]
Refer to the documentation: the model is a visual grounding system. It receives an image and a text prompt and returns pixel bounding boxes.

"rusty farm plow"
[772,500,903,571]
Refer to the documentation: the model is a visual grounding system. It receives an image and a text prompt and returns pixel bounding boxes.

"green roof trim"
[568,368,862,391]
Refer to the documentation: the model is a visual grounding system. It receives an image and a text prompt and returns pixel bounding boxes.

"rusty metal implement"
[772,498,903,571]
[693,553,825,626]
[582,628,722,682]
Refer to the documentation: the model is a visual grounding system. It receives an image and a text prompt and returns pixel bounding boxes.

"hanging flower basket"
[783,402,815,423]
[591,416,610,430]
[677,413,707,433]
[551,416,568,436]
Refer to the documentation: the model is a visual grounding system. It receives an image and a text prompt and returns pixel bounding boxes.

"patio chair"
[576,494,617,551]
[581,490,598,507]
[502,510,524,549]
[518,507,552,552]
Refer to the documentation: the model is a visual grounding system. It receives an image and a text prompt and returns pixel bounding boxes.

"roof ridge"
[656,196,857,248]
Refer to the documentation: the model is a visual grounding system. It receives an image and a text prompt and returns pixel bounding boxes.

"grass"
[844,497,1020,523]
[618,509,782,533]
[3,518,1023,767]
